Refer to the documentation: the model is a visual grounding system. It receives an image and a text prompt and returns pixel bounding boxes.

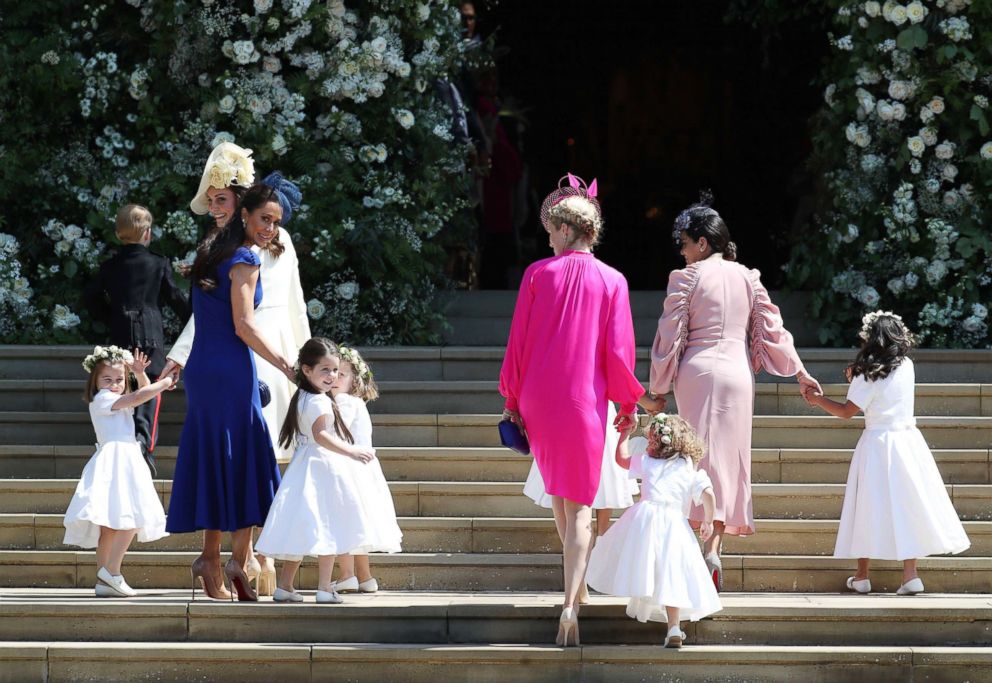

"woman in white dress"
[804,311,970,595]
[160,144,310,596]
[587,413,721,648]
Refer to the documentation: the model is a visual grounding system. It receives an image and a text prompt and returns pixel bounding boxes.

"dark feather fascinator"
[261,171,303,225]
[672,189,718,246]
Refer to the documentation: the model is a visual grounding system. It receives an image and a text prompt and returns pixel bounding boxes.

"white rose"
[397,62,411,78]
[906,1,927,23]
[876,100,894,121]
[919,127,937,146]
[370,37,388,54]
[865,1,881,17]
[889,5,908,25]
[904,272,919,289]
[824,83,837,107]
[336,282,359,300]
[920,107,934,123]
[416,3,430,20]
[934,142,955,159]
[892,102,906,120]
[306,299,326,320]
[271,133,288,156]
[907,136,925,156]
[394,108,415,129]
[928,96,945,114]
[942,164,958,181]
[262,56,281,73]
[854,130,871,148]
[375,144,387,162]
[981,142,992,160]
[218,95,236,114]
[254,0,273,12]
[888,80,909,100]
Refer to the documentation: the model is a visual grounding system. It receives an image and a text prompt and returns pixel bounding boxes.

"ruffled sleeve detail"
[649,264,701,395]
[231,247,261,268]
[747,268,804,377]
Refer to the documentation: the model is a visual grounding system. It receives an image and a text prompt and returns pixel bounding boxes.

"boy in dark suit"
[84,204,189,476]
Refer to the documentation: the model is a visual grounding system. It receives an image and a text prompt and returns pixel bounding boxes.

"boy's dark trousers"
[132,342,166,476]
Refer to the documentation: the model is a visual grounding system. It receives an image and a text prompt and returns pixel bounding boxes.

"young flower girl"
[64,346,174,597]
[586,413,722,648]
[255,338,379,604]
[330,345,402,594]
[804,311,970,595]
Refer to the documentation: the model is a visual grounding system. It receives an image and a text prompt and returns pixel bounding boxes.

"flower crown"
[648,412,674,446]
[858,310,904,341]
[82,345,133,373]
[338,345,373,383]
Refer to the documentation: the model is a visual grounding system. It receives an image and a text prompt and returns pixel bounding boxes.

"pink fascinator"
[539,173,602,230]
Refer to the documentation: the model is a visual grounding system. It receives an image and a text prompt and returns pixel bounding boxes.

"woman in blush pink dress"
[499,174,644,646]
[640,195,821,591]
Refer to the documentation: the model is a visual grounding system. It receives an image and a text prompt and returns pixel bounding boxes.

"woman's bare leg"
[558,496,594,610]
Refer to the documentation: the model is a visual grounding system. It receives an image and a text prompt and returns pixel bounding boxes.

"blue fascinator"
[261,171,303,225]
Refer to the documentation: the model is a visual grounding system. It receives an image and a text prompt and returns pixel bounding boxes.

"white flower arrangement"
[338,345,372,383]
[859,310,903,341]
[306,298,326,320]
[82,345,133,373]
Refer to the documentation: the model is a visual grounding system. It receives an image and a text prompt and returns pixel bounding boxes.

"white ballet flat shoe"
[273,587,304,603]
[664,625,686,649]
[316,589,343,604]
[845,576,871,594]
[333,576,360,593]
[95,567,137,597]
[359,578,379,593]
[896,578,925,595]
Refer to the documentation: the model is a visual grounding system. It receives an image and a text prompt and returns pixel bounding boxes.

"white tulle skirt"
[522,403,638,509]
[586,500,721,623]
[63,441,168,548]
[834,427,970,560]
[257,444,403,561]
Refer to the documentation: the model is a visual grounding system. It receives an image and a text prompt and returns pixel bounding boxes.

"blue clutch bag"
[258,380,271,408]
[498,419,530,455]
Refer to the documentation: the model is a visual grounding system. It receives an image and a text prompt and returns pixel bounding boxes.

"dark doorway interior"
[477,0,828,288]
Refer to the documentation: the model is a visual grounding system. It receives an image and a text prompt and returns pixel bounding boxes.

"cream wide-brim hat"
[189,142,256,215]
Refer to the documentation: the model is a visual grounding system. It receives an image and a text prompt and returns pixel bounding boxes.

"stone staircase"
[1,342,992,682]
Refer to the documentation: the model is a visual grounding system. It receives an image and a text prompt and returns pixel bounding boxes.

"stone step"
[4,514,991,557]
[2,445,987,485]
[1,591,991,647]
[4,640,992,683]
[2,412,991,448]
[1,551,989,593]
[5,345,992,383]
[2,479,990,521]
[7,379,990,416]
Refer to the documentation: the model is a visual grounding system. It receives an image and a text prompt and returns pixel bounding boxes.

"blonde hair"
[115,204,153,244]
[339,346,379,402]
[547,195,603,247]
[646,415,705,464]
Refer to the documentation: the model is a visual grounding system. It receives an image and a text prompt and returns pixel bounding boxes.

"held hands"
[797,371,822,407]
[348,445,376,463]
[158,359,183,388]
[613,411,638,434]
[640,394,667,416]
[699,520,714,542]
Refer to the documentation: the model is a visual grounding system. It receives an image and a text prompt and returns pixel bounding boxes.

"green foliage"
[0,0,480,345]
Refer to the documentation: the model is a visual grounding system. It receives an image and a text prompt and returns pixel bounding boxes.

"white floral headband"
[649,412,674,446]
[338,345,373,383]
[858,310,904,341]
[82,345,133,373]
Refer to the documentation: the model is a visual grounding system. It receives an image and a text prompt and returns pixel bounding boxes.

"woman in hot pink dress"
[644,197,821,590]
[499,175,644,646]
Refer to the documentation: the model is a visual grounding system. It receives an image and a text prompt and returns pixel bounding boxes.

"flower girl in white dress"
[804,311,970,595]
[256,338,377,604]
[586,413,722,648]
[64,346,174,597]
[330,346,403,595]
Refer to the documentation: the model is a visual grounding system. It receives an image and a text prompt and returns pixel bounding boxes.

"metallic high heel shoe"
[704,552,723,592]
[555,607,580,647]
[224,559,258,602]
[190,556,232,601]
[256,556,277,597]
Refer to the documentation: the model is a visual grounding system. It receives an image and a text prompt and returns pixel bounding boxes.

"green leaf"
[896,26,927,51]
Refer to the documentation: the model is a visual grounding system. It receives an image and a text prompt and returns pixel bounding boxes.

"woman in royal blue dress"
[167,182,296,601]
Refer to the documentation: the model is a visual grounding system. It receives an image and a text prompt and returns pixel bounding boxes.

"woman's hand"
[797,370,822,401]
[158,359,183,388]
[613,411,638,433]
[347,445,376,463]
[502,409,527,439]
[639,393,667,416]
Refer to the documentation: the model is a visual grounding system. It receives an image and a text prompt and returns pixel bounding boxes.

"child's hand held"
[699,521,713,542]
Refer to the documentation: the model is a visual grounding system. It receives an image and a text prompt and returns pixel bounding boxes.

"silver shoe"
[704,553,723,592]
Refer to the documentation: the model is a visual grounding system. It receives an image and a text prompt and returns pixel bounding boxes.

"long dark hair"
[190,183,284,290]
[675,191,738,261]
[279,337,354,450]
[848,315,915,382]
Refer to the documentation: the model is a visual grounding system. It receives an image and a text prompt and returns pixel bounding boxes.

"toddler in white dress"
[256,338,378,604]
[587,413,722,648]
[330,346,403,594]
[805,311,970,595]
[64,346,174,597]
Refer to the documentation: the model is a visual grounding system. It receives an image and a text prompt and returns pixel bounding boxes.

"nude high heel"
[190,556,232,601]
[256,556,277,597]
[555,607,580,647]
[224,559,258,602]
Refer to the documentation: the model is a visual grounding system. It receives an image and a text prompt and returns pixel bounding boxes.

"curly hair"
[645,415,705,464]
[547,195,604,247]
[848,314,916,382]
